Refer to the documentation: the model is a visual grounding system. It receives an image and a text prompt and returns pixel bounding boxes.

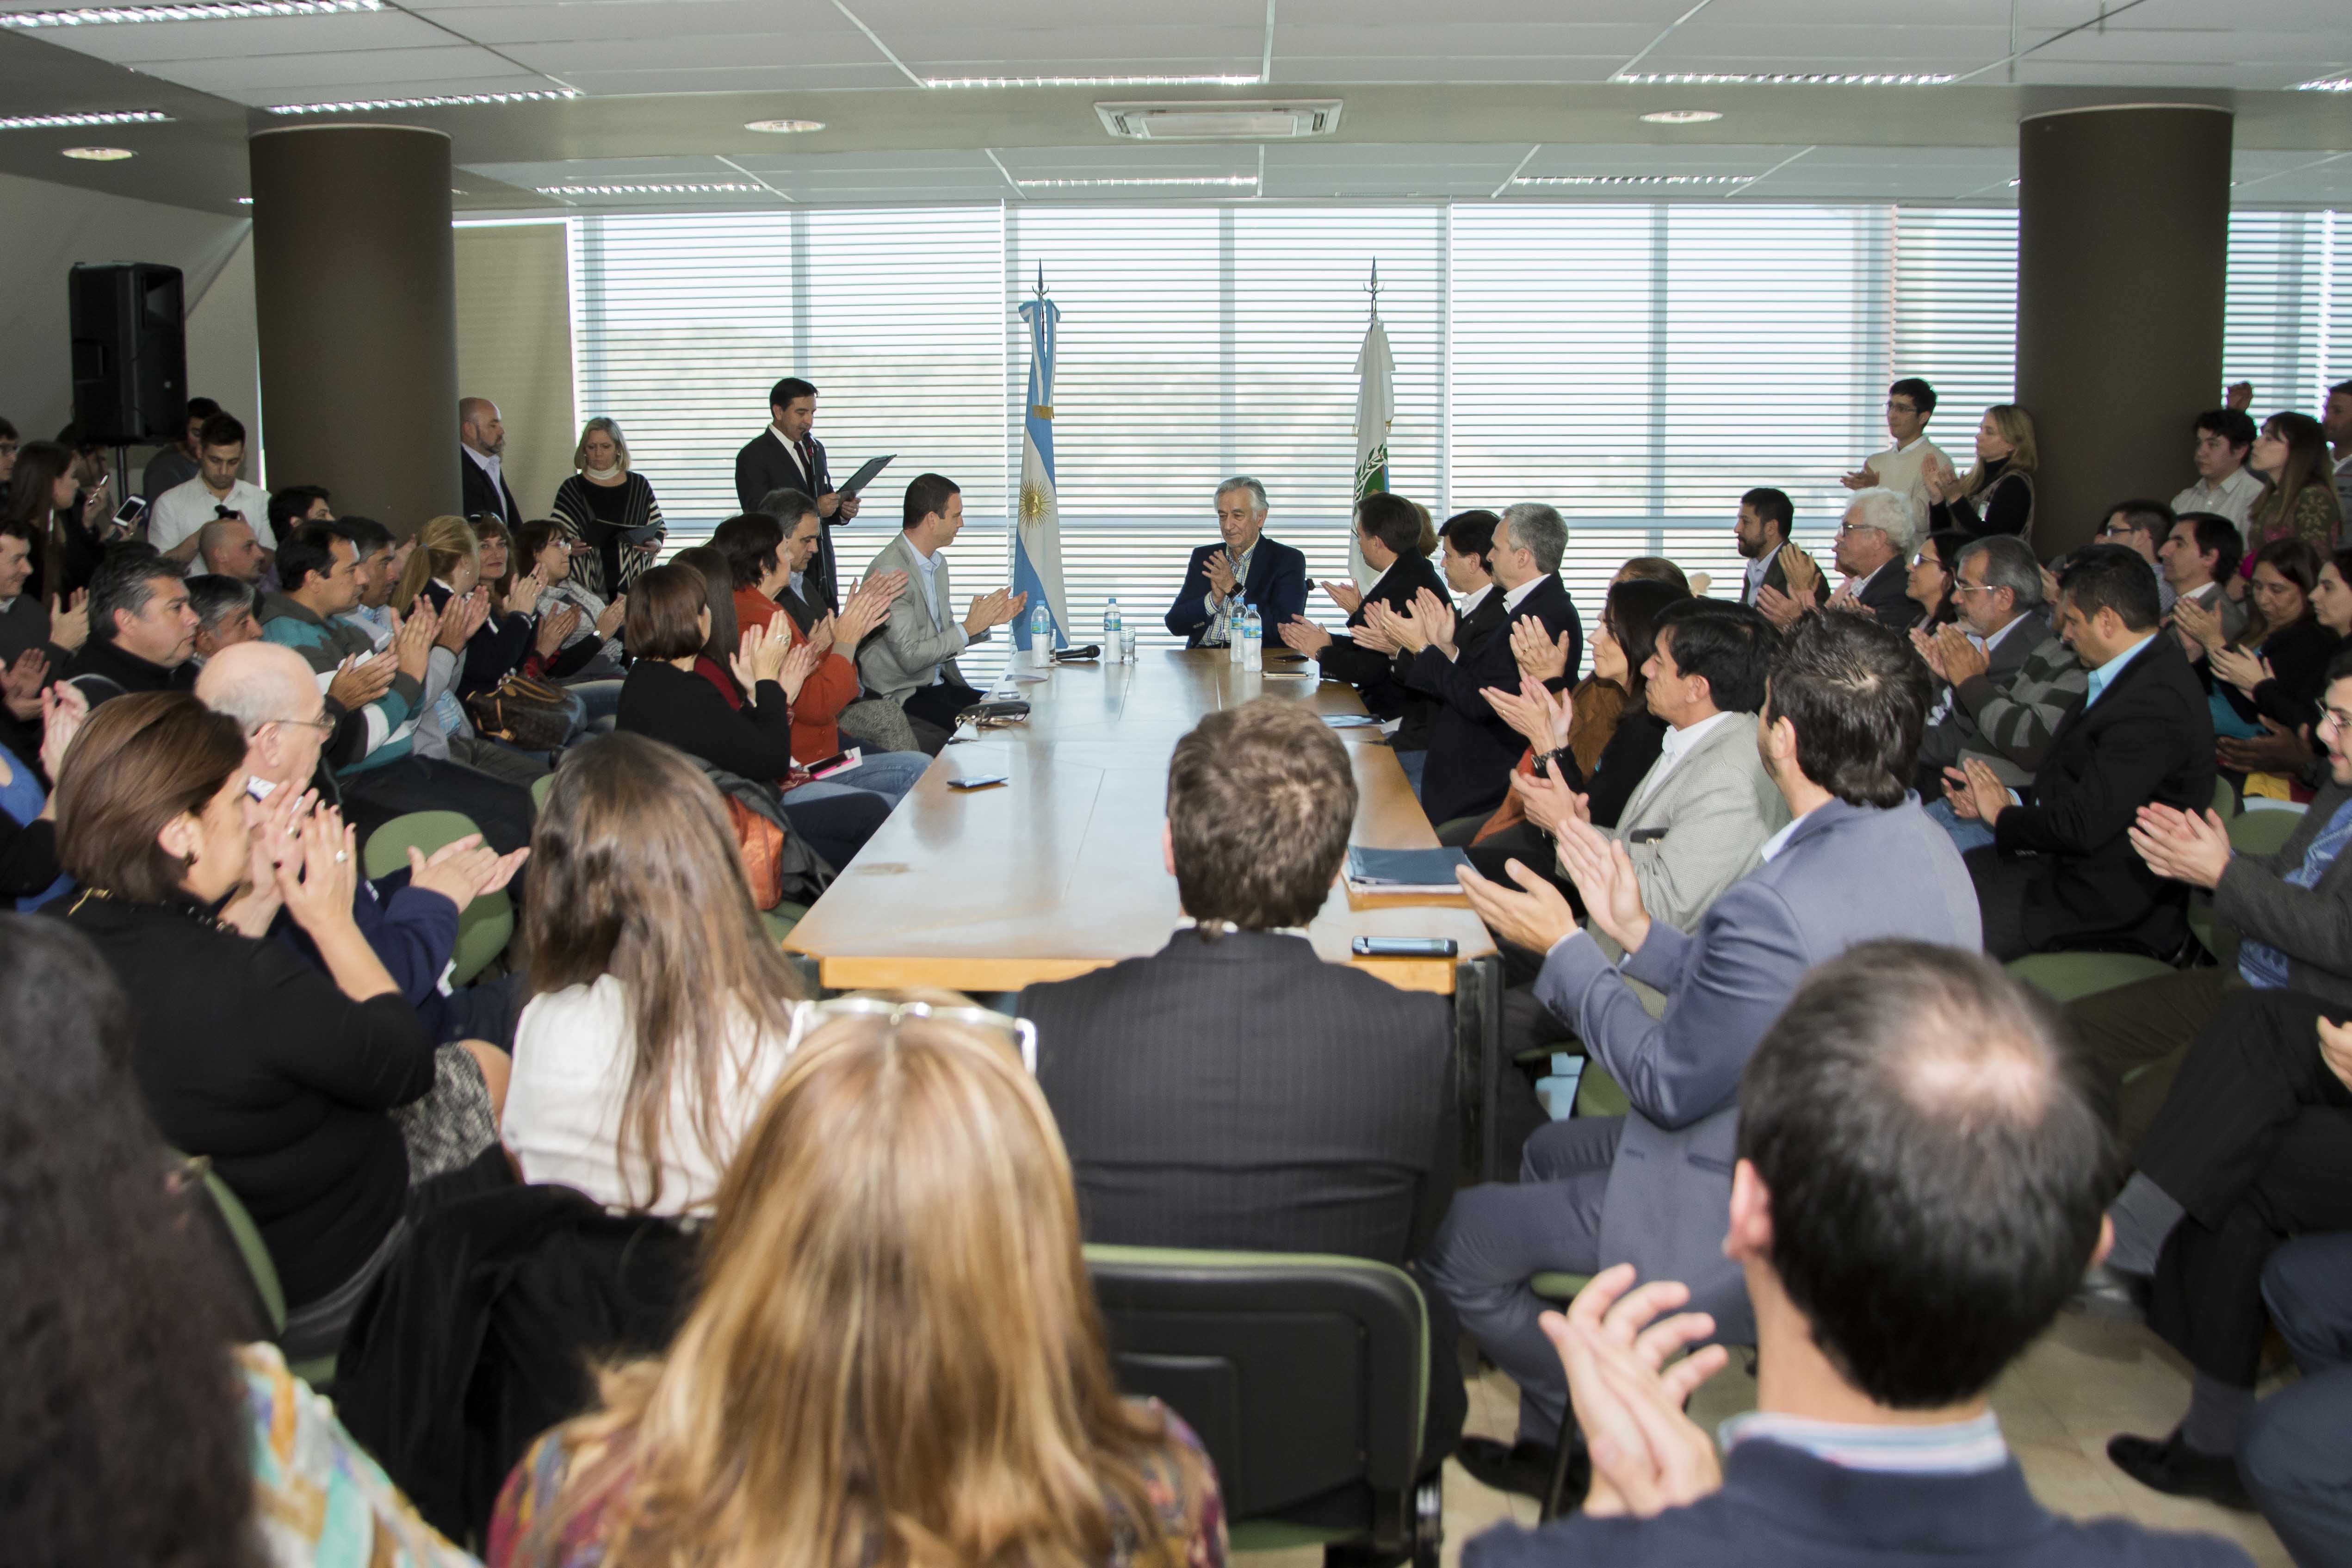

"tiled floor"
[1233,1313,2293,1568]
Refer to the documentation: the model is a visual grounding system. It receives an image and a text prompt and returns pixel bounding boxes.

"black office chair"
[1084,1245,1441,1568]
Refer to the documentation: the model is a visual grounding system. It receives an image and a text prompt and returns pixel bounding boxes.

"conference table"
[782,648,1510,1173]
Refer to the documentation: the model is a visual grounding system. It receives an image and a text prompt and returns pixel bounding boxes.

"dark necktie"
[797,438,816,483]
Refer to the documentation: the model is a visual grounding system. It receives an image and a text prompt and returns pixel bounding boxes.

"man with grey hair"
[1165,476,1308,648]
[1374,501,1582,829]
[1913,537,2087,851]
[185,574,262,668]
[1826,486,1924,632]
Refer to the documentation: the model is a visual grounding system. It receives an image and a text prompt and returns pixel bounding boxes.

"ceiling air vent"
[1096,99,1343,141]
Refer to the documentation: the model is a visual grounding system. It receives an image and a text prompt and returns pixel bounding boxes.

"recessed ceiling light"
[1015,175,1257,188]
[0,0,378,25]
[62,145,136,161]
[744,118,823,133]
[927,74,1261,89]
[0,108,170,130]
[537,181,763,196]
[1617,71,1954,86]
[268,87,579,114]
[2298,76,2352,93]
[1640,109,1722,124]
[1512,174,1743,186]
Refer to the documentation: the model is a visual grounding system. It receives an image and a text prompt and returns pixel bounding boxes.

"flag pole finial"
[1034,262,1048,299]
[1366,259,1381,321]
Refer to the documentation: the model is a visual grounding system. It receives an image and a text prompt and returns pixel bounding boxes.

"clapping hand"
[1361,598,1416,654]
[1410,587,1458,657]
[1839,462,1881,492]
[393,600,439,680]
[2,647,49,720]
[1455,857,1581,955]
[49,590,89,654]
[1553,815,1653,954]
[2217,717,2313,776]
[1920,451,1957,504]
[1934,623,1987,686]
[1321,578,1364,616]
[1510,765,1591,838]
[461,587,494,643]
[1483,673,1572,756]
[534,604,582,659]
[1943,758,2012,826]
[2128,803,2234,889]
[327,651,397,712]
[2209,645,2269,696]
[2319,1016,2352,1094]
[834,571,906,648]
[595,595,627,640]
[777,636,825,704]
[1511,617,1573,683]
[1204,551,1240,601]
[1752,584,1804,632]
[1541,1264,1727,1519]
[731,621,781,699]
[219,784,314,937]
[1280,617,1333,656]
[504,567,547,619]
[406,832,496,916]
[274,805,361,937]
[1776,542,1822,601]
[37,681,88,785]
[2171,593,2225,654]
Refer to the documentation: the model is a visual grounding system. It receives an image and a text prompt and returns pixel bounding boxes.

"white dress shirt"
[2170,465,2263,528]
[503,974,805,1215]
[907,539,966,682]
[150,474,271,554]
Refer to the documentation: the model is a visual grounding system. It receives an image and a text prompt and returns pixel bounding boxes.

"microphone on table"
[1050,644,1102,662]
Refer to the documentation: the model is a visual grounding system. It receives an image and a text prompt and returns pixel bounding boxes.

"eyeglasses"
[259,713,336,736]
[1910,552,1945,569]
[1952,580,2000,596]
[1837,521,1884,537]
[2320,706,2352,734]
[789,996,1038,1073]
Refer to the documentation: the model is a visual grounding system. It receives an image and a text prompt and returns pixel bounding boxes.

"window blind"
[563,199,2346,682]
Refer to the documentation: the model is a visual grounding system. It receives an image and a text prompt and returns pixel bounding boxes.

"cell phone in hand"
[808,747,864,779]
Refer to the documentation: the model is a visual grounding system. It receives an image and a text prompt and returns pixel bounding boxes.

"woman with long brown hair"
[3,436,111,607]
[489,1004,1226,1568]
[2243,411,2344,559]
[500,731,810,1214]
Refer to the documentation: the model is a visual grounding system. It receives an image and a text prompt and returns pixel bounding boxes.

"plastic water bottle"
[1103,597,1123,663]
[1241,604,1262,670]
[1028,600,1050,661]
[1227,605,1246,666]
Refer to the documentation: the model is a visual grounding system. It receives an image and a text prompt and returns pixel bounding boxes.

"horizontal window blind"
[564,200,2346,682]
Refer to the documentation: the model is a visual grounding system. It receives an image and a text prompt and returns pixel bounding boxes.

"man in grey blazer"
[1430,612,1982,1497]
[855,472,1025,754]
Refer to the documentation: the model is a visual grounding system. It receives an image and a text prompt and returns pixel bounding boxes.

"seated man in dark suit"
[1371,502,1582,830]
[1020,694,1462,1472]
[1276,491,1448,795]
[1164,477,1308,648]
[2239,1232,2352,1563]
[1465,942,2247,1568]
[1949,544,2217,961]
[1434,611,1981,1497]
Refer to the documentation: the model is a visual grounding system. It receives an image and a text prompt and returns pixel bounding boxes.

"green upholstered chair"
[179,1152,339,1389]
[361,811,514,986]
[761,902,810,945]
[2211,775,2240,822]
[2004,950,2175,1004]
[1084,1245,1441,1567]
[529,770,554,812]
[2194,803,2315,967]
[1573,1061,1630,1119]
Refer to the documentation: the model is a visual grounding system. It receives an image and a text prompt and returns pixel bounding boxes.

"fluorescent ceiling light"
[538,181,763,196]
[1640,109,1722,124]
[2298,76,2352,93]
[268,87,579,114]
[928,74,1261,89]
[0,108,171,130]
[62,145,136,160]
[1512,174,1745,186]
[1616,72,1954,86]
[1015,175,1257,188]
[0,0,377,25]
[745,118,824,133]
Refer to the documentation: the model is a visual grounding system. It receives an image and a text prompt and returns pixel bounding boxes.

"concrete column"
[249,124,458,535]
[2016,105,2232,559]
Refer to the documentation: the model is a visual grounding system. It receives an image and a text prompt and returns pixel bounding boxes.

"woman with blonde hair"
[551,417,666,601]
[489,1001,1227,1568]
[499,731,811,1214]
[1925,403,2037,540]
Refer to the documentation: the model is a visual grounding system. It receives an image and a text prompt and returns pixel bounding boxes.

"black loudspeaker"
[70,261,186,445]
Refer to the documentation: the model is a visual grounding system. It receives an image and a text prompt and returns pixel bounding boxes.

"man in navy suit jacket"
[1164,477,1308,647]
[1433,613,1980,1494]
[1464,942,2247,1568]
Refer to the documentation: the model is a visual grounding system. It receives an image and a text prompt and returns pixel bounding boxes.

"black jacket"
[62,635,197,705]
[1467,1437,2249,1568]
[735,429,845,609]
[1987,634,2217,954]
[1021,929,1456,1265]
[55,893,436,1308]
[1850,557,1925,632]
[459,450,521,529]
[420,578,538,699]
[1738,548,1832,609]
[1404,576,1584,828]
[2221,616,2340,734]
[1165,537,1312,647]
[1313,553,1448,747]
[617,657,798,782]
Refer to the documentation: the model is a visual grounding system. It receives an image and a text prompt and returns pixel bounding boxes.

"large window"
[566,202,2352,674]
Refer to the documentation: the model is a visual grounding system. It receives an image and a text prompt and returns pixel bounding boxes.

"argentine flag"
[1013,292,1069,651]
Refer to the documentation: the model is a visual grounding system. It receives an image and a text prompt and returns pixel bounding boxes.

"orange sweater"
[735,585,857,762]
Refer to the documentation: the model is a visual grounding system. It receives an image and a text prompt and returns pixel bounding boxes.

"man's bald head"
[198,514,264,583]
[458,397,505,458]
[195,640,316,735]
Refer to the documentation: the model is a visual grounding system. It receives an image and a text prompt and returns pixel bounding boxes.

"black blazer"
[1315,554,1448,744]
[459,451,522,530]
[1021,929,1455,1265]
[735,429,843,609]
[1467,1437,2249,1568]
[2223,616,2340,733]
[1988,634,2217,954]
[1404,576,1584,829]
[1165,537,1310,646]
[1738,549,1831,609]
[421,579,535,700]
[55,893,436,1309]
[616,657,797,783]
[1851,558,1925,632]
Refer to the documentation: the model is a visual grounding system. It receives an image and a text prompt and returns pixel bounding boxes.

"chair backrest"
[177,1150,287,1335]
[2211,775,2239,821]
[1082,1245,1427,1521]
[361,809,515,985]
[2230,803,2309,860]
[529,770,554,812]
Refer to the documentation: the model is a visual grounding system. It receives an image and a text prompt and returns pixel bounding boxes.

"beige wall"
[454,222,576,525]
